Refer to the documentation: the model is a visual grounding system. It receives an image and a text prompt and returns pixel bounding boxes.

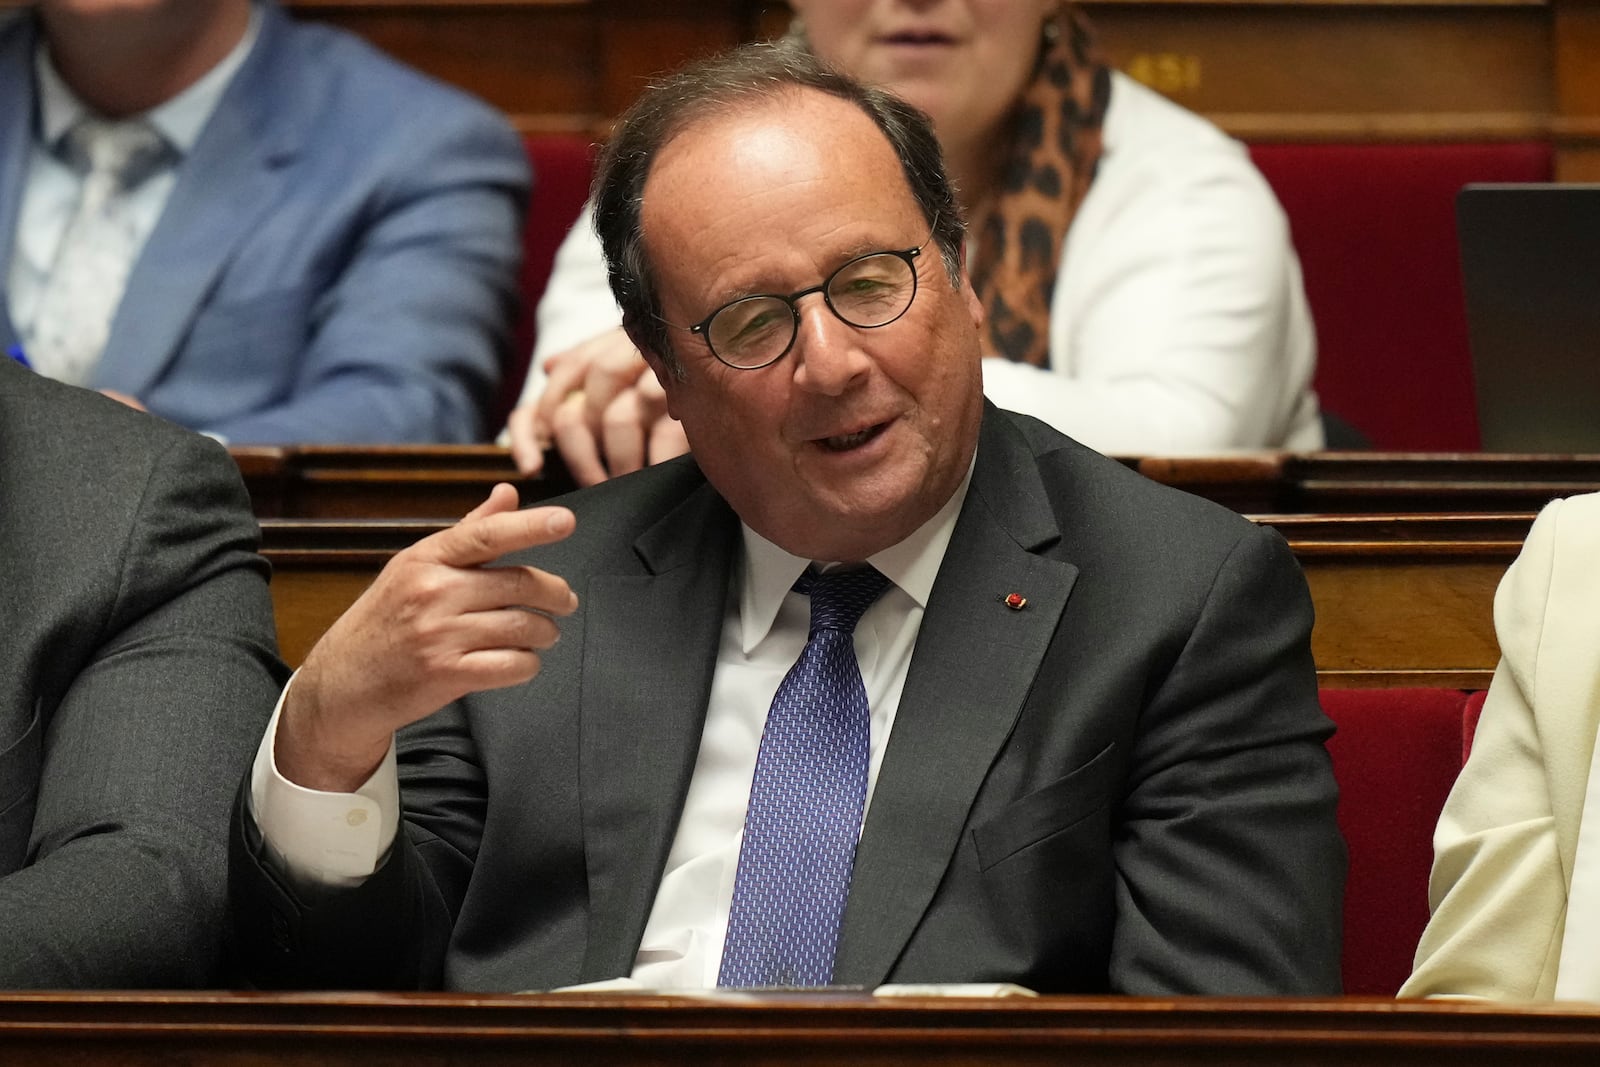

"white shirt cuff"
[248,672,400,892]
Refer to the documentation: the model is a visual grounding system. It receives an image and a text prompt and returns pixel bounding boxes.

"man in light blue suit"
[0,0,528,443]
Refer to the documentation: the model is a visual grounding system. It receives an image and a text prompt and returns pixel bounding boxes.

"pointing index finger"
[426,505,577,568]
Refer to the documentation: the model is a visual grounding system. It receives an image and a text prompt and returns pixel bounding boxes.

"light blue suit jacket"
[0,3,528,443]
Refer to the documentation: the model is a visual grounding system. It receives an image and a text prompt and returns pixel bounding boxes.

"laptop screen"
[1457,183,1600,453]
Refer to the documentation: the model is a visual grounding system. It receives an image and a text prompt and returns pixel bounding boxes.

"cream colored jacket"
[1403,491,1600,999]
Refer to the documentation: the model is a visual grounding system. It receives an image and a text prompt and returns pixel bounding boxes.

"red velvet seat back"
[1462,687,1489,764]
[1321,687,1473,995]
[498,134,599,428]
[1250,143,1553,450]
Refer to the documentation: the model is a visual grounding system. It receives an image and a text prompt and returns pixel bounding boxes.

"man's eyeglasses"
[665,230,935,370]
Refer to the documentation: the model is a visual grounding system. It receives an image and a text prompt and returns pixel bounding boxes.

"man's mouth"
[879,31,957,47]
[817,422,888,452]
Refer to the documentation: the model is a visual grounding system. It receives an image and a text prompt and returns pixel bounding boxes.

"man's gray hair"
[592,41,966,378]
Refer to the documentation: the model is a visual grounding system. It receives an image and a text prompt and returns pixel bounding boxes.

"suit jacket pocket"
[0,701,43,876]
[179,285,314,401]
[971,742,1118,871]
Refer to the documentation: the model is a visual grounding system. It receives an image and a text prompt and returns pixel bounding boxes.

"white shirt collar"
[34,3,262,154]
[734,455,978,655]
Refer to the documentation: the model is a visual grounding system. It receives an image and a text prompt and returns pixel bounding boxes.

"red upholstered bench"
[1322,687,1478,995]
[1250,143,1554,450]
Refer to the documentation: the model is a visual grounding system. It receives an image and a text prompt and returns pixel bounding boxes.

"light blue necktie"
[717,565,891,988]
[31,118,169,386]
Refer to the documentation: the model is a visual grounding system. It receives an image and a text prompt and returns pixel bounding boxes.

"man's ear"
[954,250,986,335]
[963,274,985,335]
[624,317,682,419]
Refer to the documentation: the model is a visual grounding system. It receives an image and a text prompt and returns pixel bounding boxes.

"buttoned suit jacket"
[0,358,288,986]
[233,404,1345,994]
[0,2,527,443]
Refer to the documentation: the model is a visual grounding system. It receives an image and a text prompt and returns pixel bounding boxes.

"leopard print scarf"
[970,6,1110,367]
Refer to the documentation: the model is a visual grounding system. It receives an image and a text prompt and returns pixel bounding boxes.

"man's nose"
[791,295,870,396]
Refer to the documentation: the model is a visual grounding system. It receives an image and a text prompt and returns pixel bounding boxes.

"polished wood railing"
[233,445,572,520]
[1147,452,1600,514]
[234,447,1600,519]
[1,992,1599,1065]
[235,449,1600,682]
[262,511,1529,686]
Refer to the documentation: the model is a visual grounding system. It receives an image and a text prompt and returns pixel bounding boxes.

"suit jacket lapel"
[93,4,301,396]
[0,15,38,353]
[578,482,741,981]
[835,408,1079,985]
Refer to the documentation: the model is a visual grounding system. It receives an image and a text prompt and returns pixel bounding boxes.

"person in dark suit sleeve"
[0,356,287,986]
[230,44,1345,995]
[0,0,527,443]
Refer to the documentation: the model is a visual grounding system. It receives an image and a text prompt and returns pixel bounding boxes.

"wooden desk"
[1,992,1599,1064]
[235,446,576,520]
[1128,453,1600,514]
[236,448,1600,520]
[1281,453,1600,514]
[1272,513,1524,689]
[264,513,1527,687]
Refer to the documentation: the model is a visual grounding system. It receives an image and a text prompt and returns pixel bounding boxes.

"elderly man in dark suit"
[0,356,286,986]
[232,44,1345,994]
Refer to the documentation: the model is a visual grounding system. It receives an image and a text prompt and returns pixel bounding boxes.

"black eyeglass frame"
[664,229,936,371]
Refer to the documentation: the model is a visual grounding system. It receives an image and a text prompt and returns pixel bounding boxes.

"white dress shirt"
[252,464,973,988]
[5,7,261,373]
[512,71,1322,453]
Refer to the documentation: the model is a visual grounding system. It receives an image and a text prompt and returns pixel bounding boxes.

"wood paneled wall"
[292,0,1600,177]
[6,0,1595,171]
[283,0,751,136]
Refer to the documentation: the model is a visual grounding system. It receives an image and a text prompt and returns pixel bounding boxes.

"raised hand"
[275,484,578,791]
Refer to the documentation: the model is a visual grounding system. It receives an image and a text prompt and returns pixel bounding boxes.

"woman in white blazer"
[1404,491,1600,999]
[503,2,1322,482]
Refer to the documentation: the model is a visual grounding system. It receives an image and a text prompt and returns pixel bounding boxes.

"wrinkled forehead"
[638,90,924,277]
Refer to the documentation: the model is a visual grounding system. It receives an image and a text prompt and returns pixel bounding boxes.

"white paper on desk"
[549,977,648,992]
[541,979,787,1000]
[872,983,1037,998]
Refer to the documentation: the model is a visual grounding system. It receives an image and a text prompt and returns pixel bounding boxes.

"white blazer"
[1403,491,1600,999]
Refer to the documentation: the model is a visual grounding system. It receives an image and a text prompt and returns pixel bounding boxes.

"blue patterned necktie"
[717,565,892,988]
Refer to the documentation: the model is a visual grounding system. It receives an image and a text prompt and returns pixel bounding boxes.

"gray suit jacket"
[0,2,528,443]
[0,358,287,986]
[233,404,1344,993]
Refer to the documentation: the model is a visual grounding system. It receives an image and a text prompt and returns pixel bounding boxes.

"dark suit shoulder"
[0,8,31,49]
[1000,407,1269,551]
[515,455,727,572]
[0,366,237,502]
[0,369,257,640]
[540,450,704,518]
